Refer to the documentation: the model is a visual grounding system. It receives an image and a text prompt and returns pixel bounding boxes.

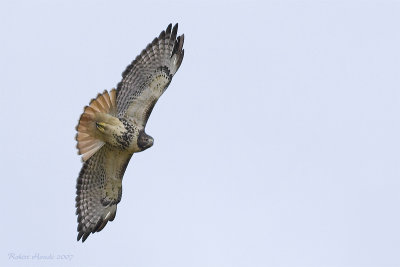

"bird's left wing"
[75,145,132,242]
[116,23,184,127]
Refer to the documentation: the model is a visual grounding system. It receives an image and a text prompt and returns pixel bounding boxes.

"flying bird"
[75,24,184,242]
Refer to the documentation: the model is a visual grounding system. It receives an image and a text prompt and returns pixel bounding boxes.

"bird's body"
[75,24,184,242]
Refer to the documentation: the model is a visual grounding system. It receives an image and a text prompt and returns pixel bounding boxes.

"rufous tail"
[75,89,117,161]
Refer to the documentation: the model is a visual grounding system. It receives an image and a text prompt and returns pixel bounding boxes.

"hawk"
[75,24,184,242]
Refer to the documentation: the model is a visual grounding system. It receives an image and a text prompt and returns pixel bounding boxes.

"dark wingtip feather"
[82,232,90,242]
[97,220,109,232]
[171,34,184,59]
[109,210,117,221]
[180,49,185,64]
[158,29,165,39]
[77,231,84,241]
[171,23,178,40]
[93,218,104,232]
[166,23,172,35]
[179,34,185,50]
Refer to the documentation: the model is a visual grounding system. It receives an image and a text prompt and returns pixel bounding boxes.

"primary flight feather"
[75,23,184,242]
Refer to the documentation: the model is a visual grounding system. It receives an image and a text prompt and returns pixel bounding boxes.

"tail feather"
[88,100,102,113]
[102,91,112,108]
[95,93,109,111]
[75,89,117,162]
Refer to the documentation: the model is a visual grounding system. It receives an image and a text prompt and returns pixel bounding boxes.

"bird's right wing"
[75,145,132,242]
[116,23,184,128]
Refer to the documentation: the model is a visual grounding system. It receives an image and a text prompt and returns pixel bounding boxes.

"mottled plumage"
[75,24,184,242]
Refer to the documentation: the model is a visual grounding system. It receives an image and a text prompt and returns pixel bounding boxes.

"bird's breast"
[113,118,142,153]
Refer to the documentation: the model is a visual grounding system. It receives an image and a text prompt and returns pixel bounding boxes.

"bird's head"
[138,130,154,151]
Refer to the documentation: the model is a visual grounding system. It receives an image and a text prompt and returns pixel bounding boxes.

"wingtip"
[179,34,184,47]
[159,29,165,39]
[166,23,172,34]
[77,231,83,242]
[82,232,90,242]
[171,23,178,39]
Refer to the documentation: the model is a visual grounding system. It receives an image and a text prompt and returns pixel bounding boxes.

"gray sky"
[1,0,399,266]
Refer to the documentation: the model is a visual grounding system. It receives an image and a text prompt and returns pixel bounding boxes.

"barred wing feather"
[76,146,132,242]
[116,23,184,127]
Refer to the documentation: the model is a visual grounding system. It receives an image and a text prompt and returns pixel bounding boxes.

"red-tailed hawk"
[75,24,184,242]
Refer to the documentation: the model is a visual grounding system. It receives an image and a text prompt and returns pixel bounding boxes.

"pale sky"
[1,0,399,266]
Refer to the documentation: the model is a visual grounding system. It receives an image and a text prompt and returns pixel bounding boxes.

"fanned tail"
[75,89,117,161]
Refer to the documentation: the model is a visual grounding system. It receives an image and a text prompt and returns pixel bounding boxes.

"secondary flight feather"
[75,23,184,242]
